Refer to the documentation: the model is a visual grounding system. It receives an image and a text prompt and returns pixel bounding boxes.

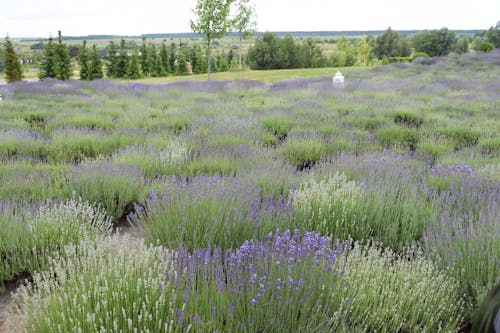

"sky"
[1,0,499,38]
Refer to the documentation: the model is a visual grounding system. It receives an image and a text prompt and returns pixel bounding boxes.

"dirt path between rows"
[0,282,18,333]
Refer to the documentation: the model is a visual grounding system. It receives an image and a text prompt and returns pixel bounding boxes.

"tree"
[355,35,373,65]
[140,38,152,76]
[302,37,324,68]
[373,27,400,59]
[54,30,72,80]
[231,0,257,70]
[88,44,103,80]
[413,28,456,57]
[115,39,129,78]
[3,36,23,83]
[78,40,90,80]
[247,32,283,69]
[126,47,142,79]
[106,41,118,78]
[190,0,234,79]
[485,22,500,48]
[159,42,171,74]
[38,35,57,79]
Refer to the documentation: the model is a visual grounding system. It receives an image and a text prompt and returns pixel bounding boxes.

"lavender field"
[0,51,499,332]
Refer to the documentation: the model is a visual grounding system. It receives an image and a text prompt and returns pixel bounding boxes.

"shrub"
[112,143,190,177]
[0,198,111,287]
[479,137,500,155]
[424,196,500,315]
[69,162,144,223]
[129,176,278,251]
[261,115,293,142]
[477,41,494,52]
[377,126,418,150]
[342,243,465,332]
[280,138,326,170]
[289,172,363,239]
[7,234,175,333]
[187,156,240,177]
[392,110,424,128]
[410,52,430,61]
[439,126,480,150]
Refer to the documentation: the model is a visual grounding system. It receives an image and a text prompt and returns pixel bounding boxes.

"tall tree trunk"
[207,38,212,80]
[239,32,243,71]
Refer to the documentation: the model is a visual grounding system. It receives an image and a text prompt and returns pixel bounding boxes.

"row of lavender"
[0,51,499,331]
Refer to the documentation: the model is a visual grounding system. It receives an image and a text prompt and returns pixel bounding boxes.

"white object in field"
[0,95,3,102]
[333,71,344,86]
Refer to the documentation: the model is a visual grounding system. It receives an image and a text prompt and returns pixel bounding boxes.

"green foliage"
[261,114,292,142]
[485,22,500,48]
[0,198,111,288]
[377,126,418,149]
[439,126,480,150]
[187,156,240,176]
[231,0,257,70]
[126,47,143,79]
[412,28,457,57]
[410,52,430,61]
[88,45,103,80]
[392,110,424,127]
[343,243,465,332]
[77,41,90,80]
[190,0,233,78]
[479,137,500,155]
[105,41,118,78]
[134,178,264,251]
[7,235,172,333]
[3,36,23,83]
[69,163,144,223]
[248,33,326,70]
[54,31,73,80]
[38,36,57,79]
[280,138,326,170]
[373,27,400,59]
[477,41,494,52]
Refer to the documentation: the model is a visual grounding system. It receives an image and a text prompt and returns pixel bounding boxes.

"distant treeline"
[18,30,486,42]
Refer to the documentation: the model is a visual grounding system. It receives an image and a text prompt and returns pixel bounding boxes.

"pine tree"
[78,40,90,80]
[160,42,171,74]
[3,36,23,83]
[126,47,142,79]
[169,43,177,74]
[116,39,129,78]
[54,30,72,80]
[39,36,57,79]
[150,44,165,77]
[106,41,118,78]
[176,52,188,75]
[88,44,103,80]
[140,38,152,76]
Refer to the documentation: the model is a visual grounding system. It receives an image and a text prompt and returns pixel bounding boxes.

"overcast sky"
[1,0,498,38]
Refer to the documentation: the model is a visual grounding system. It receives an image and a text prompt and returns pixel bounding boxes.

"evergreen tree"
[39,35,57,79]
[78,40,90,80]
[176,52,188,75]
[88,44,103,80]
[106,41,118,78]
[150,44,165,77]
[54,30,72,80]
[3,36,23,83]
[126,47,142,79]
[169,43,177,73]
[140,38,152,76]
[160,42,171,74]
[116,39,129,78]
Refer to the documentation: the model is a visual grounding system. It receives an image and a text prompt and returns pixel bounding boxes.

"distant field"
[132,66,361,84]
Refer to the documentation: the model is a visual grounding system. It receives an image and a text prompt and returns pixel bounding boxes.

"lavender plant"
[0,197,112,287]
